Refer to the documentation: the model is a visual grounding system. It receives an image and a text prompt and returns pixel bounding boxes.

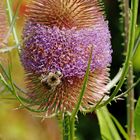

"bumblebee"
[40,71,63,91]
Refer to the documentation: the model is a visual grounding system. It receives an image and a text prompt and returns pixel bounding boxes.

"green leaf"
[96,106,121,140]
[70,47,93,140]
[134,97,140,139]
[71,46,93,118]
[110,114,129,140]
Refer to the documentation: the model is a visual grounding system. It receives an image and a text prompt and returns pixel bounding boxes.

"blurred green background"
[0,0,140,140]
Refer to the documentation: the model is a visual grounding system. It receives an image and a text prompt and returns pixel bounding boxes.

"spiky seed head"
[0,3,8,46]
[21,0,112,116]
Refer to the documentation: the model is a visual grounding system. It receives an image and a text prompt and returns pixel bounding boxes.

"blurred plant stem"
[123,0,139,139]
[127,65,135,140]
[6,0,22,51]
[63,113,70,140]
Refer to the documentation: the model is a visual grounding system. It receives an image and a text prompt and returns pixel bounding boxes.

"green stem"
[127,64,135,140]
[106,68,123,91]
[123,0,136,139]
[98,0,139,108]
[123,0,129,49]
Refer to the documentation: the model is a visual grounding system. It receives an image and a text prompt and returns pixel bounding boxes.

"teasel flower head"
[0,2,8,47]
[21,0,112,116]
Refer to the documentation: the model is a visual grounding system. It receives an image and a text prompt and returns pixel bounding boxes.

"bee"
[40,71,63,91]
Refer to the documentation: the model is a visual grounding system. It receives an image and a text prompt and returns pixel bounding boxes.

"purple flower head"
[21,0,112,116]
[22,20,112,78]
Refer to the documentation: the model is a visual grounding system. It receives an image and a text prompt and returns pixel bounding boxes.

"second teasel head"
[21,0,112,116]
[0,2,8,47]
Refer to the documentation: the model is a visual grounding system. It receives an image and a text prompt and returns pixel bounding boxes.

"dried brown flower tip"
[25,0,103,29]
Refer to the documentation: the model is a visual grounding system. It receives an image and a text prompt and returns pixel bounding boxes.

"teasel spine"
[25,0,104,29]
